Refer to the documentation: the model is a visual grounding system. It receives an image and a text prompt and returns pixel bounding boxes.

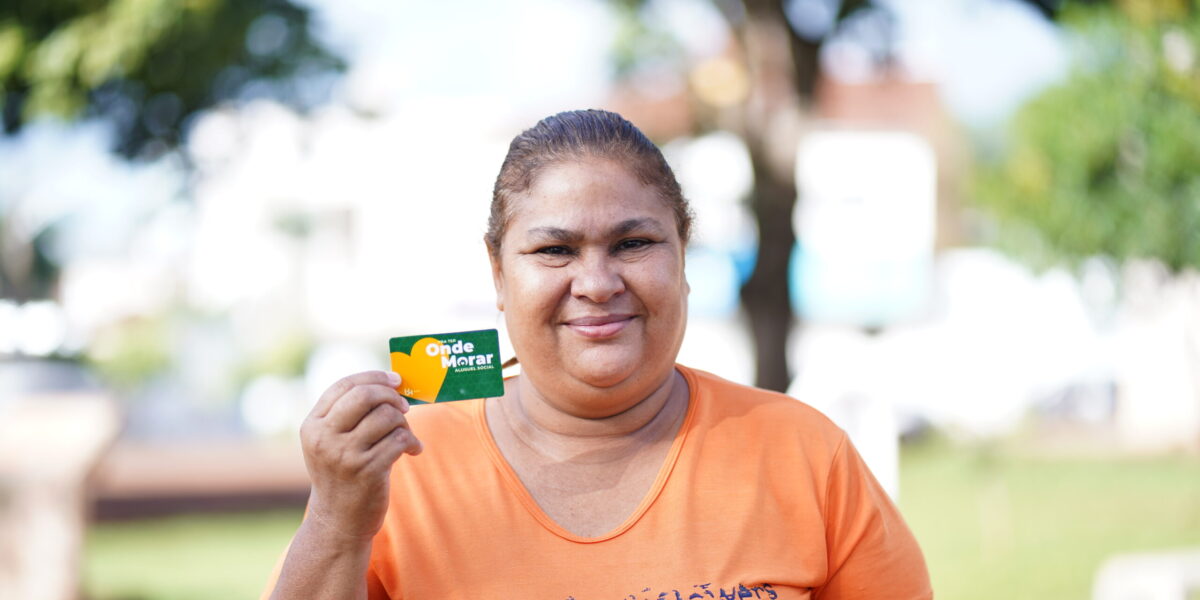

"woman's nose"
[571,255,626,303]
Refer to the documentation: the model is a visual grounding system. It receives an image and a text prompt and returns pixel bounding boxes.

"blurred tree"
[0,0,340,156]
[973,0,1200,273]
[612,0,882,391]
[0,0,341,302]
[612,0,1121,391]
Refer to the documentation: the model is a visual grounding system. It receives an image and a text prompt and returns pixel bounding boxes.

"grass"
[82,441,1200,599]
[900,437,1200,599]
[83,509,302,600]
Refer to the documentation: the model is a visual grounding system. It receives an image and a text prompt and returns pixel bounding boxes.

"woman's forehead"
[505,159,672,233]
[527,157,646,197]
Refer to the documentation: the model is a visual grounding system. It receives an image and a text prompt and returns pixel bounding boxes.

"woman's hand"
[300,370,423,540]
[268,371,419,599]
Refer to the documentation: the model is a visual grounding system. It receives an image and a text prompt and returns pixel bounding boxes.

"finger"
[312,371,401,419]
[324,384,409,432]
[369,425,424,464]
[352,403,410,449]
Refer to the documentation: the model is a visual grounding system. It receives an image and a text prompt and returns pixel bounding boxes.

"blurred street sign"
[790,130,936,326]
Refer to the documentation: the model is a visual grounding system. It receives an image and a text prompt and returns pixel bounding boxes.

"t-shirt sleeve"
[817,433,932,599]
[366,556,392,599]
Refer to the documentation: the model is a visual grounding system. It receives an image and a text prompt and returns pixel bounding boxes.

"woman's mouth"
[563,315,636,338]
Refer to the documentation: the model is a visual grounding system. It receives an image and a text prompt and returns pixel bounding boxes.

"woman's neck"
[499,368,689,461]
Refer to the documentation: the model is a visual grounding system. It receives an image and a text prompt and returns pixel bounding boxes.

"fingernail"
[386,371,401,386]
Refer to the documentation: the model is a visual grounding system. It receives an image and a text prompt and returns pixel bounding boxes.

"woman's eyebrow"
[610,218,665,237]
[527,226,583,243]
[526,218,665,242]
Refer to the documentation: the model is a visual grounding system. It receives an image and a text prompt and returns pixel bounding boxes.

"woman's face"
[491,157,688,418]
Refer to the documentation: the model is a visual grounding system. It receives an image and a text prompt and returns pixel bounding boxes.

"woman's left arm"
[817,434,933,600]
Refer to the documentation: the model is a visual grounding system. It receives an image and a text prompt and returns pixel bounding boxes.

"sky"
[298,0,619,122]
[295,0,1069,127]
[879,0,1068,125]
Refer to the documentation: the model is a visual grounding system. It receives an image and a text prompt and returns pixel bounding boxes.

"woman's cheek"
[507,264,564,316]
[514,264,556,293]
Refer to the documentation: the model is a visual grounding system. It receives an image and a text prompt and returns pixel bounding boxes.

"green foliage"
[0,0,342,303]
[972,3,1200,273]
[0,0,342,156]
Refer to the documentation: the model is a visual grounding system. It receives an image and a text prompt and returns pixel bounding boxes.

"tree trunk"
[740,161,797,392]
[734,0,820,392]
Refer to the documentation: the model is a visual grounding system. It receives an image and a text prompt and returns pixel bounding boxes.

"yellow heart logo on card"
[390,337,448,403]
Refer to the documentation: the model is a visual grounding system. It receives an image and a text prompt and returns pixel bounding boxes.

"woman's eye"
[616,239,652,251]
[536,245,573,256]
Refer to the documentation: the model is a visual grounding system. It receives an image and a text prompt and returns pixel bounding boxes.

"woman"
[266,110,931,599]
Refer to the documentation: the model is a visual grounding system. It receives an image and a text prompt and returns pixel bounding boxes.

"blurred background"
[1,0,1198,597]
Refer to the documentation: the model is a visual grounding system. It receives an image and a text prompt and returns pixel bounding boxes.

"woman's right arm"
[269,370,423,600]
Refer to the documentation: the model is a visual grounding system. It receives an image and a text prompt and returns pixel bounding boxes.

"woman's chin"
[569,364,635,389]
[566,351,642,389]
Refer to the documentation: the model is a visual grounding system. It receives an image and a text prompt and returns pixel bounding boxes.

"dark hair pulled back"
[486,109,692,255]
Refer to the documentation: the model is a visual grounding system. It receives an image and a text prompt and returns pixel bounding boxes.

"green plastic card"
[389,329,504,403]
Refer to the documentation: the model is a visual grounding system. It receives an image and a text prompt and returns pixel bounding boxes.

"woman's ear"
[682,248,690,296]
[489,251,505,312]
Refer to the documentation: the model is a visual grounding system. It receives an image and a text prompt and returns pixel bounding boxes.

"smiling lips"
[564,314,636,338]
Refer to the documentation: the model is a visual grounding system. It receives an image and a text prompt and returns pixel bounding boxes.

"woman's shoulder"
[678,364,846,446]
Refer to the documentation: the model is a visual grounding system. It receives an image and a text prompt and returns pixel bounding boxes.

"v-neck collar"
[473,365,699,543]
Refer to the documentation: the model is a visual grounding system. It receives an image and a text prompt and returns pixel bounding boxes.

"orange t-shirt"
[356,365,930,599]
